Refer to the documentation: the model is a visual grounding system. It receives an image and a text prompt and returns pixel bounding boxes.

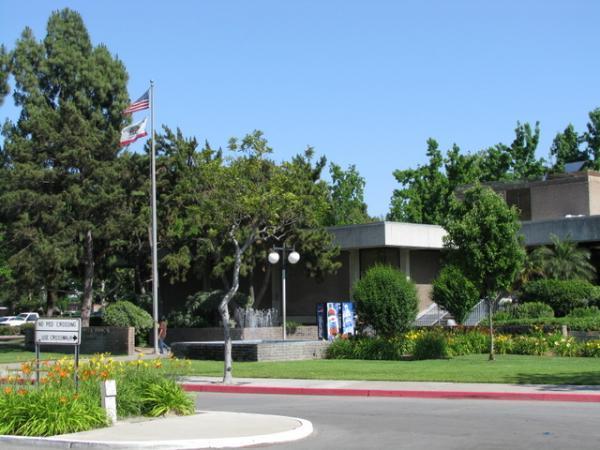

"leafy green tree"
[432,264,480,324]
[388,139,449,224]
[444,185,525,360]
[550,124,586,171]
[352,264,418,336]
[584,108,600,169]
[388,123,545,224]
[529,234,596,282]
[1,9,129,324]
[325,163,371,226]
[202,131,339,383]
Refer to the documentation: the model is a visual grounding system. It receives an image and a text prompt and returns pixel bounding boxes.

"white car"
[1,312,39,327]
[0,316,16,325]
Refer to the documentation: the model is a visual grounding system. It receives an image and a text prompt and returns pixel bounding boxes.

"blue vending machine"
[317,302,356,340]
[341,302,356,337]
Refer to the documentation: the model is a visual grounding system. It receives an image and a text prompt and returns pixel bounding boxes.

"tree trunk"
[218,229,254,384]
[46,289,58,317]
[81,229,94,327]
[255,263,272,306]
[488,296,495,361]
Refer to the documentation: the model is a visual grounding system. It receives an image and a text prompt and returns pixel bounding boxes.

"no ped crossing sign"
[35,318,81,345]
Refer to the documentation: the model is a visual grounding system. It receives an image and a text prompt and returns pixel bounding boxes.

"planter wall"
[165,325,318,344]
[25,326,135,355]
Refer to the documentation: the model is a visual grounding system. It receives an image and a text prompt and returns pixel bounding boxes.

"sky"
[1,1,599,217]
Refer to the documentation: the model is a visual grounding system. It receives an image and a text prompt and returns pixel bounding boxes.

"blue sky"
[1,1,599,217]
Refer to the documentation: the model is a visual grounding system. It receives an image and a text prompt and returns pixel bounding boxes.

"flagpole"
[150,80,159,354]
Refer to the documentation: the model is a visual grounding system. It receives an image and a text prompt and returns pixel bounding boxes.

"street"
[196,393,600,450]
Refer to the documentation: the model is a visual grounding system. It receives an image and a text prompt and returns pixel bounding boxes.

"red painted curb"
[181,383,600,403]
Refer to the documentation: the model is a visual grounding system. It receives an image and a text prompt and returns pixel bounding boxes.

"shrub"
[413,331,449,360]
[103,301,153,345]
[446,329,489,356]
[521,279,597,316]
[498,302,555,320]
[567,306,600,318]
[494,316,600,332]
[168,290,251,328]
[326,336,409,360]
[0,387,108,436]
[580,340,600,357]
[140,378,195,417]
[353,265,418,336]
[511,335,549,356]
[432,265,480,324]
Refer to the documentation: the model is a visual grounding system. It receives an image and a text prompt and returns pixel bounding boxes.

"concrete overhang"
[521,215,600,247]
[328,221,447,250]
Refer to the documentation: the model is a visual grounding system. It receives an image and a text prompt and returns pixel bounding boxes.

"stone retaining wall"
[25,326,135,355]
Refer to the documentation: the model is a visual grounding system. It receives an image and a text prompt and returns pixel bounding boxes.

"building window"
[506,188,531,221]
[359,248,400,276]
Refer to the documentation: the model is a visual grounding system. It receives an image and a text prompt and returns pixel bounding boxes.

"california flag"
[120,117,148,147]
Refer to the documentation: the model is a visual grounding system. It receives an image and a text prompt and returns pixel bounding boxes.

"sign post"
[35,318,82,390]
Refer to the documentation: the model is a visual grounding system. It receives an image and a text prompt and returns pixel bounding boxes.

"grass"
[182,354,600,385]
[0,343,71,364]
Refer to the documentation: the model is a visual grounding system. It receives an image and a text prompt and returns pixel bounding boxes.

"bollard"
[101,380,118,425]
[561,325,568,338]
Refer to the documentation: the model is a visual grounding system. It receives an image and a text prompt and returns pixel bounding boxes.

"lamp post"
[268,246,300,340]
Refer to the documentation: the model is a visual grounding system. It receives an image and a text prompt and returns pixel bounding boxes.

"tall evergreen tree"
[584,108,600,169]
[0,9,129,323]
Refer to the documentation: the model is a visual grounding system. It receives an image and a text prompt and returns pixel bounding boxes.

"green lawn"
[183,355,600,385]
[2,346,599,385]
[0,343,71,364]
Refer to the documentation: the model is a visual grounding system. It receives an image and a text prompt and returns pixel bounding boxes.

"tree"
[204,131,339,383]
[352,264,418,336]
[550,124,586,172]
[529,234,596,282]
[388,139,449,224]
[1,9,129,324]
[325,163,371,226]
[584,108,600,169]
[388,123,545,224]
[432,264,479,324]
[444,185,525,360]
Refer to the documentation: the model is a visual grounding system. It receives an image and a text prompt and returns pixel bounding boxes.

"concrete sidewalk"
[0,411,313,449]
[180,376,600,403]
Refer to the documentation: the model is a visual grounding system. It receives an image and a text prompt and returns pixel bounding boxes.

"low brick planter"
[171,339,330,362]
[24,326,135,355]
[165,326,318,344]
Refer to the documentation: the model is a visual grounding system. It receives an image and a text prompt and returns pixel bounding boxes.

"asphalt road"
[196,393,600,450]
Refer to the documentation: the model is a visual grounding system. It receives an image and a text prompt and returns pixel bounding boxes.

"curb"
[182,383,600,403]
[0,415,313,449]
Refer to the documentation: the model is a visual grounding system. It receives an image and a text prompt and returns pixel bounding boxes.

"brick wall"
[165,326,318,344]
[25,326,135,355]
[171,339,330,362]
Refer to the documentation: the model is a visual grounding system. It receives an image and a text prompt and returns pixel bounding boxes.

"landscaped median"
[0,354,194,437]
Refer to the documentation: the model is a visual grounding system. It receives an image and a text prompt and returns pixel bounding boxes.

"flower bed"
[326,328,600,360]
[0,355,194,436]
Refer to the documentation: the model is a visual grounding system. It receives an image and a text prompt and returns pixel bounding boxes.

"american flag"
[123,89,150,114]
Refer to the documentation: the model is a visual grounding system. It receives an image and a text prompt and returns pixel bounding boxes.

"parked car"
[0,316,16,326]
[1,312,39,327]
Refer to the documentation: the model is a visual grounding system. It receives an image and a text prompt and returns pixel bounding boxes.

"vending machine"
[317,302,356,340]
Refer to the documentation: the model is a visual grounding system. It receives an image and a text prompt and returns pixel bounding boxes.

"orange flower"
[40,377,48,384]
[20,363,32,375]
[100,370,109,380]
[3,387,13,395]
[59,370,68,378]
[59,396,68,404]
[17,389,28,396]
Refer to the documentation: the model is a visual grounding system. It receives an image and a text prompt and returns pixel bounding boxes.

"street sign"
[36,318,81,332]
[35,330,80,345]
[35,318,81,346]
